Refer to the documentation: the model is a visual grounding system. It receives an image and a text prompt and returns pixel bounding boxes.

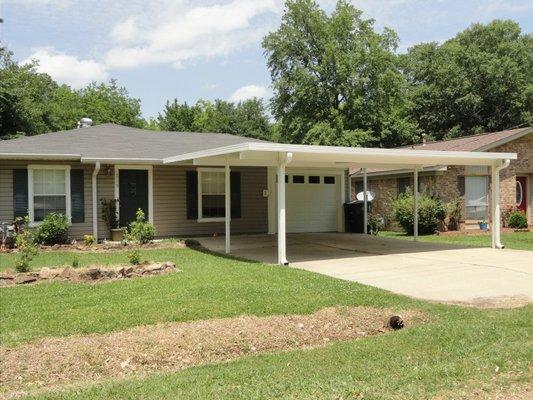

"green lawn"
[1,247,531,399]
[379,230,533,251]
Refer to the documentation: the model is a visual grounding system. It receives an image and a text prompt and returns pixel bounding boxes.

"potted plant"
[100,198,123,241]
[478,219,488,231]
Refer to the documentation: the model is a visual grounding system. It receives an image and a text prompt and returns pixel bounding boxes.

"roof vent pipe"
[77,118,93,128]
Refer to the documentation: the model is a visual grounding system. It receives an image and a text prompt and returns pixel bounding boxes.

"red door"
[516,177,527,212]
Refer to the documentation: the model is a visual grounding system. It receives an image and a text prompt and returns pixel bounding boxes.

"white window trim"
[197,167,227,222]
[27,164,71,225]
[114,165,154,225]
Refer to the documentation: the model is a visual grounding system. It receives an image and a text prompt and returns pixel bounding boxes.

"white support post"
[363,168,368,234]
[413,167,419,242]
[92,162,100,241]
[277,152,292,265]
[492,166,500,249]
[225,163,231,254]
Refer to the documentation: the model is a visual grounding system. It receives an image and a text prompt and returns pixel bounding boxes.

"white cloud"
[110,17,138,43]
[228,84,269,102]
[105,0,280,69]
[23,48,108,88]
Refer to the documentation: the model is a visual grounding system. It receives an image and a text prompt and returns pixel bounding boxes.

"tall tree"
[262,0,418,147]
[157,98,273,140]
[403,20,533,139]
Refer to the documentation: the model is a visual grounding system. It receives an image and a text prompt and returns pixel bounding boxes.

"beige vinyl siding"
[0,160,94,238]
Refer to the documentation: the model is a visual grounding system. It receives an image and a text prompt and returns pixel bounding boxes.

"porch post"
[277,152,292,265]
[413,167,419,241]
[92,162,100,241]
[491,163,501,249]
[225,163,231,254]
[363,168,368,234]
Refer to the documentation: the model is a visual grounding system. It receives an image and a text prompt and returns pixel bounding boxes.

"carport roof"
[0,123,516,168]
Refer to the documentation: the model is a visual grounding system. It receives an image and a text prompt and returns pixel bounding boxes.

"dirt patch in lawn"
[0,306,425,399]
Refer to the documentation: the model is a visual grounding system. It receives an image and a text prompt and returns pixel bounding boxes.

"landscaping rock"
[39,268,60,280]
[141,264,164,273]
[161,261,176,270]
[60,267,74,279]
[15,275,38,284]
[84,268,102,280]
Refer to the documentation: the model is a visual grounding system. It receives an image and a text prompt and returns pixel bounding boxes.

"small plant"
[34,213,69,245]
[127,249,141,265]
[14,217,37,272]
[100,198,119,231]
[126,209,155,244]
[446,198,462,231]
[83,234,95,246]
[507,211,528,229]
[72,257,79,268]
[391,189,446,235]
[367,213,384,236]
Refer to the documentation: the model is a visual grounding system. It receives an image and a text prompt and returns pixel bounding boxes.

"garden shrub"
[83,235,95,246]
[446,198,462,231]
[392,189,446,235]
[127,249,141,265]
[507,211,528,229]
[72,257,79,268]
[34,213,69,245]
[14,218,37,272]
[368,213,384,236]
[126,209,155,244]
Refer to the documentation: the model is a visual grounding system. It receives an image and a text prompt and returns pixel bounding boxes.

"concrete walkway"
[198,233,533,305]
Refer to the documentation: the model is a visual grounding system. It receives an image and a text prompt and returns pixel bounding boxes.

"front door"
[516,176,527,213]
[119,169,148,227]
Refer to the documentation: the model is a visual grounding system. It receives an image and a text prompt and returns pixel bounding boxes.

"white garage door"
[286,173,340,233]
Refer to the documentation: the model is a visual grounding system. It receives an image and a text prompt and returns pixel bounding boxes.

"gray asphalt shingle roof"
[0,123,268,160]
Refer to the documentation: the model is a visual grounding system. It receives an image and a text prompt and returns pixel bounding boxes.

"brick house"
[350,127,533,229]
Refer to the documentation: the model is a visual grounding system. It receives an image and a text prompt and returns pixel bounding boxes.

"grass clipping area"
[1,306,425,399]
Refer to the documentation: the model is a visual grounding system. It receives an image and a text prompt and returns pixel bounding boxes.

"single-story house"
[350,127,532,229]
[0,123,516,264]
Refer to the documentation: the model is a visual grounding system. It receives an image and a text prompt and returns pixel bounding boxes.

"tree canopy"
[262,0,419,148]
[403,19,533,140]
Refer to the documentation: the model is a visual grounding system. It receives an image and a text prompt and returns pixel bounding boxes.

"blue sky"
[1,0,532,119]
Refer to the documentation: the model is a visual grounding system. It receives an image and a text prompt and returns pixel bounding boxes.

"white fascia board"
[81,157,164,165]
[164,142,516,166]
[0,153,81,161]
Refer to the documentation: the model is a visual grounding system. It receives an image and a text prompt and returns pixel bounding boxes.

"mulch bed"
[0,262,179,287]
[0,307,426,399]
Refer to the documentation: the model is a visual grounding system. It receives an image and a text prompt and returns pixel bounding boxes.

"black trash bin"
[344,200,372,233]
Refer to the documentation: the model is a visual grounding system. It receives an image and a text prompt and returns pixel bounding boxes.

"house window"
[198,169,225,220]
[309,176,320,184]
[465,176,488,220]
[29,166,70,223]
[324,176,335,184]
[397,177,411,195]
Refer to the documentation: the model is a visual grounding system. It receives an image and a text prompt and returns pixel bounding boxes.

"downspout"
[492,159,510,249]
[92,162,101,241]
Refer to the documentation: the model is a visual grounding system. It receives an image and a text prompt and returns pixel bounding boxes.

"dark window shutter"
[70,169,85,223]
[230,171,241,219]
[186,170,198,220]
[13,169,28,219]
[457,176,465,197]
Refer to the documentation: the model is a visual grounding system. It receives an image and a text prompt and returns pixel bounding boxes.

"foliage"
[391,189,446,235]
[100,199,119,231]
[126,249,141,265]
[403,20,533,139]
[14,218,37,273]
[126,209,155,244]
[367,213,384,236]
[262,0,419,147]
[507,210,528,229]
[83,235,95,246]
[157,98,273,140]
[71,257,79,268]
[446,198,462,231]
[34,213,69,245]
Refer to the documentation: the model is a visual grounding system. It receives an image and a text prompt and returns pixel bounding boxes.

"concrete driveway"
[198,233,533,305]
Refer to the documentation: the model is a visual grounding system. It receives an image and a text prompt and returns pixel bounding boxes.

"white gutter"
[92,162,101,241]
[81,157,164,164]
[0,153,80,160]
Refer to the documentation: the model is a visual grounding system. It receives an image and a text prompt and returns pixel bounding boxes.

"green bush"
[34,213,69,245]
[126,209,155,244]
[83,234,95,246]
[446,198,462,231]
[392,190,446,235]
[368,214,384,236]
[127,249,141,265]
[507,211,528,229]
[14,219,38,272]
